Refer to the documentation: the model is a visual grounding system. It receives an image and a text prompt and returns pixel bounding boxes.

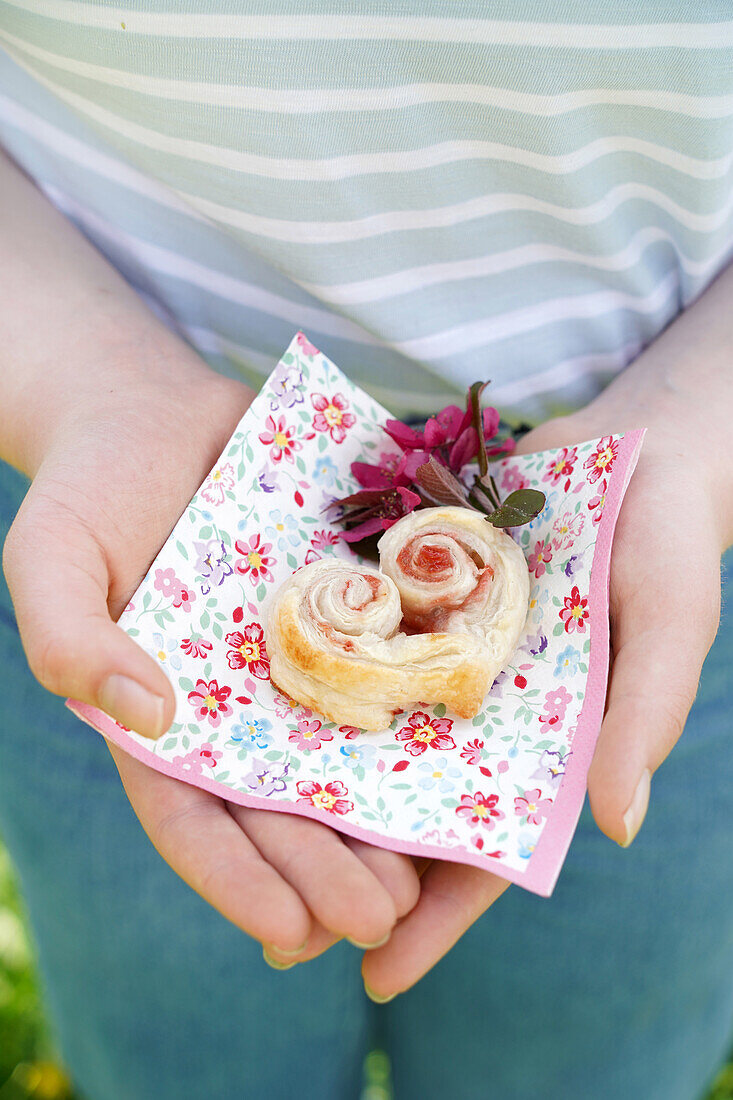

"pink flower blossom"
[172,584,196,613]
[180,636,213,659]
[456,791,504,830]
[551,511,585,551]
[274,692,311,720]
[310,529,339,552]
[584,436,619,484]
[514,788,553,825]
[543,446,578,491]
[200,462,235,506]
[258,414,302,464]
[527,538,553,579]
[559,586,589,634]
[297,779,353,815]
[153,567,182,599]
[288,717,333,752]
[460,739,484,765]
[539,685,573,734]
[396,711,456,756]
[187,679,232,728]
[501,466,528,493]
[311,392,356,444]
[296,332,319,357]
[234,533,276,585]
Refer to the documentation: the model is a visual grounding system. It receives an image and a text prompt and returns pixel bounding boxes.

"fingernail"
[621,768,651,848]
[263,948,297,971]
[364,984,397,1004]
[99,676,166,739]
[347,934,390,950]
[267,939,309,958]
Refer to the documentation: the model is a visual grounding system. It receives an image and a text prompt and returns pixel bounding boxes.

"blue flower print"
[265,509,300,550]
[554,645,581,678]
[312,455,338,486]
[518,832,537,859]
[151,632,182,671]
[417,756,461,793]
[230,714,273,753]
[339,743,378,770]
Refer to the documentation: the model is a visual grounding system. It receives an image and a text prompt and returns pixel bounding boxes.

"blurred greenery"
[0,837,730,1100]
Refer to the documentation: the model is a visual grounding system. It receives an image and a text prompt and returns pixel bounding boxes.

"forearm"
[0,148,234,477]
[570,263,733,547]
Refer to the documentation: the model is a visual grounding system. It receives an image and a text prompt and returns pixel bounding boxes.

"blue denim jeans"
[1,455,732,1100]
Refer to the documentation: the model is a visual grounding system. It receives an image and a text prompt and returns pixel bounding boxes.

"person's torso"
[1,1,731,419]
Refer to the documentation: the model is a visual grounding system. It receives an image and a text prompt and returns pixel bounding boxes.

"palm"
[5,371,419,958]
[361,409,722,996]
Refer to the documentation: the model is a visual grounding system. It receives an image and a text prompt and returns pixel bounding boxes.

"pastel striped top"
[1,2,732,421]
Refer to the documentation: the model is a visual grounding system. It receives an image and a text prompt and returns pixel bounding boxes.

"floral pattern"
[98,332,641,889]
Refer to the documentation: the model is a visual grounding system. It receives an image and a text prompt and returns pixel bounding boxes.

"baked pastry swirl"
[266,506,529,731]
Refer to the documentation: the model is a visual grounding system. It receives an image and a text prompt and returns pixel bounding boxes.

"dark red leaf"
[392,759,410,771]
[479,765,493,777]
[294,490,304,507]
[414,456,472,508]
[235,695,252,704]
[232,606,244,623]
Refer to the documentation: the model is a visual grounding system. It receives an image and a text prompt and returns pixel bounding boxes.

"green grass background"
[0,837,730,1100]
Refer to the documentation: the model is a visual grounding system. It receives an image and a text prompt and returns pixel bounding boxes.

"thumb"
[2,483,175,739]
[587,540,721,847]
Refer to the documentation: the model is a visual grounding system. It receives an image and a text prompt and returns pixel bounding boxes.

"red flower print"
[172,584,196,613]
[259,414,302,464]
[551,511,584,552]
[304,549,321,564]
[543,446,578,491]
[310,529,339,552]
[340,726,362,740]
[224,624,270,679]
[514,788,553,825]
[527,537,553,579]
[456,791,504,830]
[583,436,618,484]
[559,586,589,634]
[311,392,356,444]
[234,533,276,585]
[588,478,608,525]
[396,711,456,756]
[460,739,484,765]
[187,679,232,728]
[180,636,213,658]
[288,718,334,752]
[297,779,353,815]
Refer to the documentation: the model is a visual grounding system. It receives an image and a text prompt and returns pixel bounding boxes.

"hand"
[2,363,419,957]
[361,292,733,998]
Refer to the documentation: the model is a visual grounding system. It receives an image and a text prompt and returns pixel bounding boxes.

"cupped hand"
[2,361,419,956]
[361,388,730,1000]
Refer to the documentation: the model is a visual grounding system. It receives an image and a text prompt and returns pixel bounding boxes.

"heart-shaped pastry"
[266,506,529,731]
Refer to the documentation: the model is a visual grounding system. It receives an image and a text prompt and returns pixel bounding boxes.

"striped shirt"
[0,2,732,421]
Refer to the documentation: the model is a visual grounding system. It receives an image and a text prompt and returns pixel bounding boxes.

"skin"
[2,149,732,998]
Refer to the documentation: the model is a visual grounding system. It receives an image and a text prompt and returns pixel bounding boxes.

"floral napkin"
[68,333,643,896]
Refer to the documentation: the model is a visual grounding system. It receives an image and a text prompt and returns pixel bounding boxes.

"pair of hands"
[3,334,728,1000]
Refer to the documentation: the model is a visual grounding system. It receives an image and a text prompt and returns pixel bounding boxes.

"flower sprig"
[327,382,545,542]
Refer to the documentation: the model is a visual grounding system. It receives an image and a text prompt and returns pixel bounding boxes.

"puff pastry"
[266,506,529,731]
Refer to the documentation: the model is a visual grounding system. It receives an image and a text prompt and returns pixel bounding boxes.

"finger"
[361,862,509,999]
[229,804,400,947]
[588,528,721,847]
[341,837,420,920]
[110,743,312,952]
[3,485,175,738]
[263,924,341,968]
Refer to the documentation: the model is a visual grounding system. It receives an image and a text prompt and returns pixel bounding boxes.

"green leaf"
[200,610,210,629]
[390,783,411,790]
[199,525,213,539]
[256,583,266,602]
[176,540,189,561]
[179,677,194,692]
[317,434,328,453]
[469,380,490,477]
[405,793,418,805]
[212,622,223,641]
[485,489,546,528]
[142,591,152,611]
[553,622,565,637]
[433,703,446,718]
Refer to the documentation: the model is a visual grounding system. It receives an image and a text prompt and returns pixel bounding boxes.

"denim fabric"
[1,456,731,1100]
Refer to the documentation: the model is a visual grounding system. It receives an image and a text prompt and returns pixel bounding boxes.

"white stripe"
[488,343,642,404]
[5,51,733,241]
[4,2,733,47]
[3,28,733,121]
[41,185,382,347]
[304,227,733,304]
[45,183,682,365]
[399,272,679,360]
